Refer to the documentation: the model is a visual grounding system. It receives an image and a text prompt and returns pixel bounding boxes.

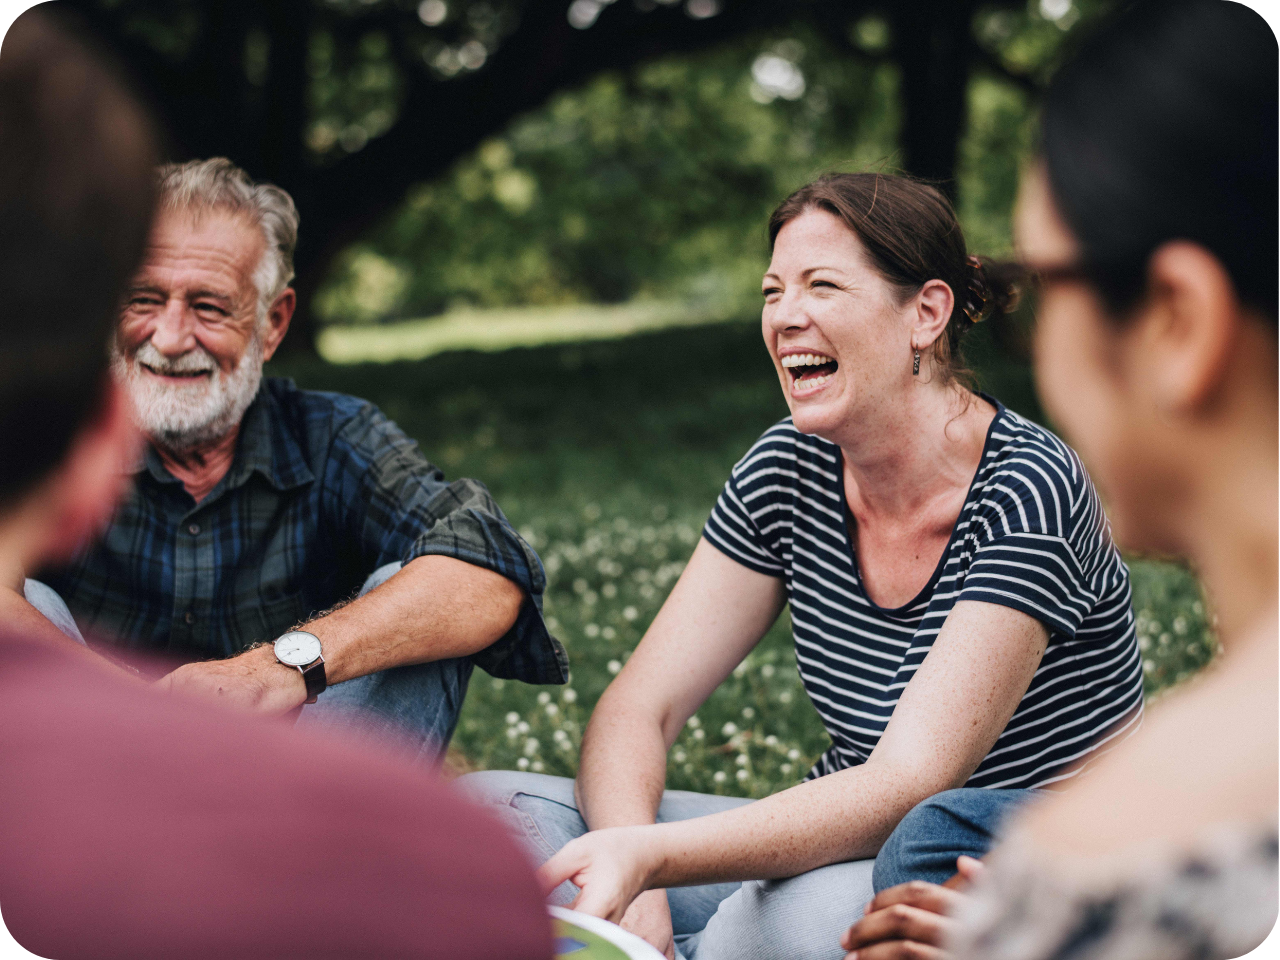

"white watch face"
[274,631,321,667]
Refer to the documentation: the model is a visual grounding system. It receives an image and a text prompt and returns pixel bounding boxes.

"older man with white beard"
[20,158,566,757]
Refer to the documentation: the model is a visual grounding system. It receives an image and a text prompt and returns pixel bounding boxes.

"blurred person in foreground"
[464,162,1146,956]
[12,151,567,757]
[0,11,552,958]
[842,2,1278,958]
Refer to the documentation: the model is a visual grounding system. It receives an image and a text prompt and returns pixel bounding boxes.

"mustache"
[132,341,218,376]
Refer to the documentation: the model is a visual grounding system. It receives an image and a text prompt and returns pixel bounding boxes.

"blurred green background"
[245,0,1218,792]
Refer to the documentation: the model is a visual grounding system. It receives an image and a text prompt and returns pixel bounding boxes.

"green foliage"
[317,31,904,320]
[271,319,1215,796]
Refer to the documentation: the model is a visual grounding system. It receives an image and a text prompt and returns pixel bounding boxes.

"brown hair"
[768,173,1021,386]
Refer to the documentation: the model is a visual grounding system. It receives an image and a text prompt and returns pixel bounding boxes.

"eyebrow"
[189,289,233,303]
[762,266,845,284]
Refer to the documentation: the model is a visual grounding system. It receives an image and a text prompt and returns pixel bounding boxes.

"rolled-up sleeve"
[327,403,568,685]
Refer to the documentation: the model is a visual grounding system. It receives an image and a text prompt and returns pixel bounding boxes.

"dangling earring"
[912,349,920,376]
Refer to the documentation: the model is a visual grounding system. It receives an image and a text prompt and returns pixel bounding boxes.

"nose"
[148,297,198,358]
[766,288,812,334]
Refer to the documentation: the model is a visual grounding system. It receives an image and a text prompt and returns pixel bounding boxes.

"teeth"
[781,352,835,368]
[794,373,834,390]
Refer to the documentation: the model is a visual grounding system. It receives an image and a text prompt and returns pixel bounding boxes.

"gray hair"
[154,158,299,322]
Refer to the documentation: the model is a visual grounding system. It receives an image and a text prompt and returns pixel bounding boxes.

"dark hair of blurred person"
[0,11,551,959]
[843,4,1277,958]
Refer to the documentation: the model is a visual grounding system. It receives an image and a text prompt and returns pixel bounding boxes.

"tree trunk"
[889,0,978,197]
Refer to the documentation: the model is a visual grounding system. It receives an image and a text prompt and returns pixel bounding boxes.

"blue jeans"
[23,561,469,765]
[458,771,876,960]
[872,787,1040,892]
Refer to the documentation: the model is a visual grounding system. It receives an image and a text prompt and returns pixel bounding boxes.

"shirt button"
[188,523,200,535]
[184,611,195,624]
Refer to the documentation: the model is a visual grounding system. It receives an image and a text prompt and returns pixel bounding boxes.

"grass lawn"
[270,318,1216,796]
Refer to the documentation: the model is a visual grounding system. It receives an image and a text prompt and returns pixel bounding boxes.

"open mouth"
[781,352,838,390]
[141,363,212,381]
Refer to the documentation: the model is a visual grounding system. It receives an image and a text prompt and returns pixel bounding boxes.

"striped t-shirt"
[703,400,1144,789]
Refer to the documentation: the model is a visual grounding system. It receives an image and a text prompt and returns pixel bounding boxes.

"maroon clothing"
[0,632,552,960]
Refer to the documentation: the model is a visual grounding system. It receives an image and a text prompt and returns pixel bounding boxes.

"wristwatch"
[273,630,327,704]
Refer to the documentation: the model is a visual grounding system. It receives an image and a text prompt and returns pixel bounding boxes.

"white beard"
[112,335,265,453]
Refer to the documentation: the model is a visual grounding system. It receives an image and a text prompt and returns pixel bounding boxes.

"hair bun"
[964,254,1023,324]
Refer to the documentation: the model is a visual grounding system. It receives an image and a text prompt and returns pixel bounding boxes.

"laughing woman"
[463,174,1143,960]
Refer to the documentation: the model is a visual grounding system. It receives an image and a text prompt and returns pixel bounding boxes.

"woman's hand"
[840,857,984,959]
[538,825,662,925]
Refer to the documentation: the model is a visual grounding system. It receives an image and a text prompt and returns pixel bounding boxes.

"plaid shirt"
[42,378,568,684]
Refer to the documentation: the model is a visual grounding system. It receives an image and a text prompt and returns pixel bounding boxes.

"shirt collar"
[137,379,314,494]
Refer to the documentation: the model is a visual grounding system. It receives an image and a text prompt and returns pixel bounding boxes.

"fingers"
[955,856,985,884]
[842,903,954,952]
[844,940,948,960]
[537,845,585,897]
[863,881,964,920]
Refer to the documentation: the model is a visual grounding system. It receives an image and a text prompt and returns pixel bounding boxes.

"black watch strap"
[299,659,327,704]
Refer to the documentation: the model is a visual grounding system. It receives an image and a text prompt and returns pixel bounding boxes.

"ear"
[1139,242,1239,413]
[37,379,142,566]
[910,278,956,357]
[260,287,296,362]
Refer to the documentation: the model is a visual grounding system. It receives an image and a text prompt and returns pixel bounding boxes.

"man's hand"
[156,643,307,714]
[619,889,677,960]
[840,857,985,960]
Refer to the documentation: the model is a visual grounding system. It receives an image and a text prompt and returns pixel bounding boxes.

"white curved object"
[549,906,668,960]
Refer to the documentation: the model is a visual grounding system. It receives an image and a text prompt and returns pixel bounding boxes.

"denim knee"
[873,788,1037,892]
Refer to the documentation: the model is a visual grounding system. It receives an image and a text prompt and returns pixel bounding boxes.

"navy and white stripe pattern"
[703,401,1144,789]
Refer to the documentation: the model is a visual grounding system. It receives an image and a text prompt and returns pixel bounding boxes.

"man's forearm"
[304,554,524,685]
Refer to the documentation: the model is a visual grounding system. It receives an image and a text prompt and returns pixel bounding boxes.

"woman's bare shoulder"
[1010,612,1277,868]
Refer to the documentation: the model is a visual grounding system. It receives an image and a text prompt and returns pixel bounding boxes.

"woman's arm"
[542,600,1049,922]
[575,538,788,830]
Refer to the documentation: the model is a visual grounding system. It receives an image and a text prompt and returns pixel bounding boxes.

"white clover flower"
[553,729,569,743]
[781,763,792,775]
[742,707,755,720]
[506,727,519,740]
[585,623,600,637]
[779,691,792,704]
[505,711,520,725]
[683,763,694,774]
[602,626,616,640]
[765,735,778,747]
[607,659,622,674]
[537,692,551,705]
[686,715,701,728]
[602,583,617,599]
[787,749,800,760]
[517,757,530,770]
[733,663,747,678]
[761,664,775,678]
[735,754,748,767]
[517,721,530,734]
[673,750,687,763]
[623,606,639,621]
[721,722,738,737]
[532,761,544,772]
[563,688,578,703]
[693,729,705,741]
[736,769,748,782]
[545,703,559,717]
[713,771,727,783]
[524,738,540,756]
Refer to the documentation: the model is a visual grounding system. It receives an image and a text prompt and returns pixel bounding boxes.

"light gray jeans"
[24,562,470,765]
[458,770,875,960]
